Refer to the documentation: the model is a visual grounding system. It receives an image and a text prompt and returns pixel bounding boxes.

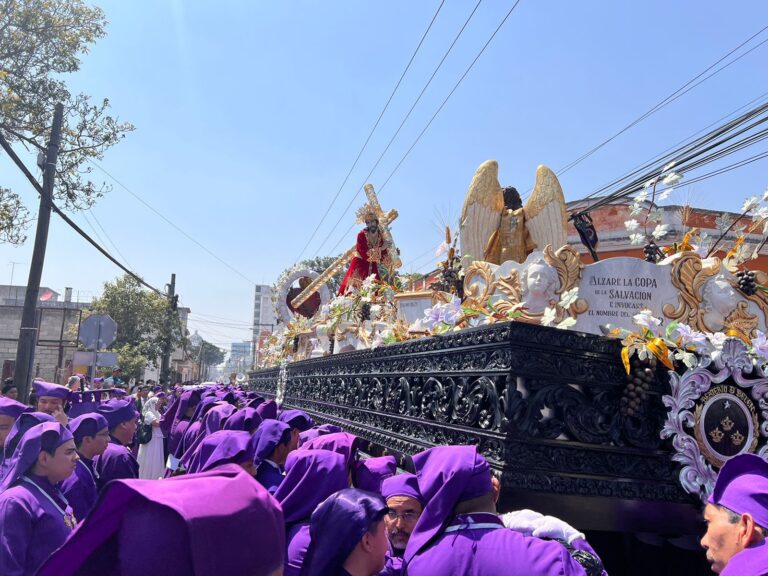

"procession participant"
[0,397,31,482]
[65,375,81,392]
[702,453,768,575]
[36,464,285,576]
[301,431,361,474]
[60,412,109,520]
[246,395,266,409]
[404,445,605,576]
[274,449,349,575]
[338,204,392,295]
[253,419,293,493]
[256,399,278,420]
[174,397,225,462]
[2,378,18,399]
[299,423,344,446]
[381,472,423,568]
[104,367,123,388]
[94,398,139,488]
[185,430,257,474]
[178,402,236,469]
[32,380,70,425]
[301,488,389,576]
[279,409,315,450]
[90,377,104,390]
[353,455,397,494]
[136,396,167,480]
[223,406,262,434]
[0,422,78,576]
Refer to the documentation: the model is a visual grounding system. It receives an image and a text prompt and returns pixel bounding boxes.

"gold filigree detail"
[463,261,496,304]
[663,252,721,331]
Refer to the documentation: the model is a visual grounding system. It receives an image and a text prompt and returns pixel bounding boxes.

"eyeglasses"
[386,510,420,522]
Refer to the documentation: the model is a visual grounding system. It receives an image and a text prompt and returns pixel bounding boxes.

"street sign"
[79,314,117,351]
[72,351,119,367]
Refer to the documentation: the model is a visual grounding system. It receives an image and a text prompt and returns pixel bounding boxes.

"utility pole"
[160,273,176,385]
[13,103,64,401]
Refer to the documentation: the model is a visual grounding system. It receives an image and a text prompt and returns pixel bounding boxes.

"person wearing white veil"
[136,397,165,479]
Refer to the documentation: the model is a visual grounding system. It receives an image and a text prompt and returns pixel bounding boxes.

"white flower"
[657,189,671,201]
[629,203,644,217]
[662,161,677,172]
[629,233,645,246]
[633,309,661,330]
[635,190,649,203]
[652,224,669,239]
[751,330,768,360]
[662,172,682,186]
[673,323,708,348]
[643,179,656,189]
[435,241,449,258]
[673,349,698,369]
[556,317,577,330]
[706,332,727,350]
[624,219,639,231]
[742,196,759,213]
[541,307,557,327]
[558,287,580,309]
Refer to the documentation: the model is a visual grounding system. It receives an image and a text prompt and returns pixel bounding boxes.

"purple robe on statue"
[93,438,139,489]
[60,456,98,522]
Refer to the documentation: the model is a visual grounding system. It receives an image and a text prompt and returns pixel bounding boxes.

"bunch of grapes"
[621,356,656,417]
[643,242,660,263]
[736,270,757,296]
[360,302,372,321]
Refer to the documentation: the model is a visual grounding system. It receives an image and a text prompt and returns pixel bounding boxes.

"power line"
[326,0,524,255]
[312,0,487,258]
[522,24,768,204]
[293,0,447,263]
[89,160,257,286]
[86,208,133,268]
[0,131,167,296]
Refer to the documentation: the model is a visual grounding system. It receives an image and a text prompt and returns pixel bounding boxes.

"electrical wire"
[293,0,447,263]
[312,0,488,258]
[324,0,524,255]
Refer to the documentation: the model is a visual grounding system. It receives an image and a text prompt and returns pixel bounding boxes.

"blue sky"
[1,1,767,349]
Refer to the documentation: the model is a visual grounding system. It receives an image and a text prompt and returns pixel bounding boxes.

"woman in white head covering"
[136,397,165,480]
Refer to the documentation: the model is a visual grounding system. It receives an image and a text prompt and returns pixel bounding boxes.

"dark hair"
[502,186,522,210]
[718,504,768,536]
[2,383,17,395]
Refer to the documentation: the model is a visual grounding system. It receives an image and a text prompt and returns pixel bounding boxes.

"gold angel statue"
[459,160,568,267]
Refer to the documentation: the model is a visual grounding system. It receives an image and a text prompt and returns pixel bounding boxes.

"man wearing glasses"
[381,472,423,573]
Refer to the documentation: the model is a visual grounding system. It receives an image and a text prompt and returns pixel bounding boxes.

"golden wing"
[524,165,568,252]
[459,160,504,268]
[663,253,720,326]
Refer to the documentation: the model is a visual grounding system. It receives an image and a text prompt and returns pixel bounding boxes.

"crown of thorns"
[355,202,380,224]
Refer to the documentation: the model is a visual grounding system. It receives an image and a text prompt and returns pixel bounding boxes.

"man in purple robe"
[301,431,361,471]
[254,419,293,493]
[1,412,55,483]
[38,464,285,576]
[302,488,390,576]
[0,397,30,476]
[299,423,344,446]
[179,402,236,468]
[354,455,397,494]
[381,473,423,575]
[701,454,768,575]
[33,380,70,425]
[0,422,78,576]
[256,399,278,419]
[61,412,110,521]
[94,399,139,488]
[278,409,315,450]
[223,406,263,434]
[404,445,604,576]
[275,449,349,575]
[185,430,257,475]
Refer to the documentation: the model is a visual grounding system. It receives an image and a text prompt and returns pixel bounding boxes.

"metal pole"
[13,103,64,401]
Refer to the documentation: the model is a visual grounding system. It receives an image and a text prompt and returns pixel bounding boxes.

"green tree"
[0,0,134,244]
[189,339,225,367]
[296,254,344,295]
[86,275,183,380]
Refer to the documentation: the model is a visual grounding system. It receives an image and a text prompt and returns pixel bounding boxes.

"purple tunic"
[255,460,283,494]
[722,539,768,575]
[285,522,311,576]
[168,417,190,456]
[405,513,596,576]
[60,456,98,521]
[93,438,138,489]
[0,476,73,576]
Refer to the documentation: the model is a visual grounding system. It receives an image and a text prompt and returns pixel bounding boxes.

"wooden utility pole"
[13,103,64,401]
[160,273,176,384]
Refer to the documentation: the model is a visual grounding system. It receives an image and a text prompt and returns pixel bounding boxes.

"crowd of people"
[0,377,766,575]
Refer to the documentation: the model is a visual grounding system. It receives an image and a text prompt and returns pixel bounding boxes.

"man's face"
[4,387,18,400]
[92,380,103,389]
[701,504,745,574]
[367,519,389,572]
[365,218,379,233]
[41,439,79,483]
[82,426,111,457]
[289,428,300,451]
[385,496,423,551]
[0,414,15,447]
[37,396,64,416]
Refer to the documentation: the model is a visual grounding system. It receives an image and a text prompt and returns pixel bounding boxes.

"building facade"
[253,284,277,366]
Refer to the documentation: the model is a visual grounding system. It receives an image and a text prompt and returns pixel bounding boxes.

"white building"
[253,285,277,366]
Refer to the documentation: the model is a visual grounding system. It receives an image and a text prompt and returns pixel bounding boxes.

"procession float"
[250,156,768,570]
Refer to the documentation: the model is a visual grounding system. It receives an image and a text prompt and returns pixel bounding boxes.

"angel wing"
[460,160,504,268]
[524,165,568,252]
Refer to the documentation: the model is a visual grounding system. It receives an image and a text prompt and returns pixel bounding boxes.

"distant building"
[227,341,251,373]
[253,285,277,366]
